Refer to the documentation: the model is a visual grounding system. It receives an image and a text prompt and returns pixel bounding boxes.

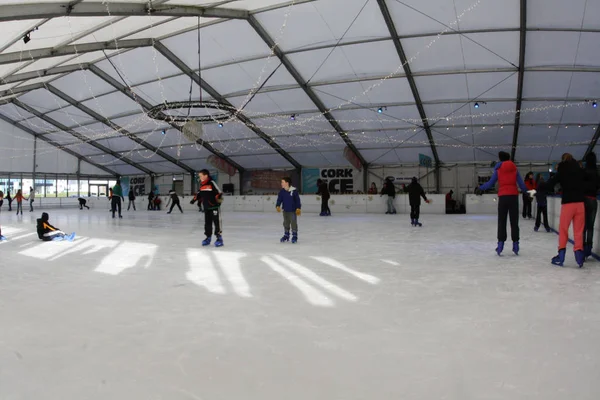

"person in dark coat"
[533,174,550,233]
[523,172,536,219]
[5,190,12,211]
[190,189,203,212]
[541,153,586,267]
[583,152,599,258]
[380,178,396,214]
[78,197,90,210]
[147,191,155,210]
[407,177,430,227]
[36,212,75,242]
[316,179,331,216]
[127,189,136,211]
[167,190,183,214]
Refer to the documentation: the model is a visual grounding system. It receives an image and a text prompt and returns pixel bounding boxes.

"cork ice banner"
[302,168,362,194]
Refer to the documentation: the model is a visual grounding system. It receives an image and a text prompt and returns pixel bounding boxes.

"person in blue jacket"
[276,177,302,243]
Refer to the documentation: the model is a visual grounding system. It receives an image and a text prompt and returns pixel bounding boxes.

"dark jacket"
[276,186,302,212]
[128,191,135,201]
[583,167,599,199]
[381,181,396,198]
[316,182,330,199]
[479,161,527,196]
[534,184,548,207]
[199,178,222,210]
[37,213,59,241]
[407,181,428,206]
[543,159,585,204]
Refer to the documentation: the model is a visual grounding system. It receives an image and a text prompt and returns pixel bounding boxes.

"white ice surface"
[1,210,600,399]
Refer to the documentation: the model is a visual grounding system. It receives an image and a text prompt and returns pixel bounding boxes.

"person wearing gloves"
[167,190,183,214]
[190,189,204,212]
[198,169,224,247]
[36,212,75,242]
[276,177,302,243]
[407,177,431,227]
[477,151,528,256]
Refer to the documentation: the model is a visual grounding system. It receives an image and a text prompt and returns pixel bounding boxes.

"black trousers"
[584,197,598,247]
[7,199,11,211]
[410,204,420,220]
[169,200,183,213]
[204,208,222,237]
[535,205,550,230]
[321,197,330,214]
[522,193,532,218]
[111,197,122,217]
[498,195,519,242]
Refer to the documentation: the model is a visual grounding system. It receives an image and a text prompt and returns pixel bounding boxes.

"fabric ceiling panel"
[518,101,565,124]
[254,0,389,52]
[173,157,209,171]
[203,58,297,97]
[135,161,185,173]
[353,129,429,149]
[465,72,518,99]
[50,70,116,103]
[386,0,456,35]
[228,88,317,114]
[121,150,167,164]
[230,154,291,169]
[0,103,36,121]
[95,136,142,152]
[201,121,258,142]
[133,74,212,105]
[517,126,559,145]
[522,72,571,98]
[331,107,419,131]
[73,16,172,44]
[0,19,44,51]
[140,130,192,147]
[436,146,476,163]
[2,17,112,54]
[73,121,120,141]
[561,104,600,125]
[286,40,400,83]
[468,101,517,126]
[553,126,596,144]
[20,117,60,134]
[568,72,600,99]
[471,126,514,146]
[124,17,215,40]
[525,32,580,68]
[415,74,469,101]
[314,78,415,109]
[44,132,82,145]
[275,134,345,152]
[46,106,96,128]
[212,139,275,156]
[160,19,270,70]
[80,91,142,118]
[71,143,104,157]
[255,113,335,136]
[515,146,553,162]
[159,145,204,160]
[55,50,120,67]
[359,148,400,165]
[94,47,182,86]
[286,151,347,168]
[527,0,587,29]
[17,55,78,74]
[17,88,70,113]
[110,113,170,134]
[109,164,145,175]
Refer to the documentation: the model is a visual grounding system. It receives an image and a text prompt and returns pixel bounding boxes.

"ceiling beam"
[11,99,154,175]
[0,2,248,23]
[0,63,87,85]
[45,84,199,175]
[153,42,302,170]
[511,0,527,161]
[0,39,152,66]
[0,111,117,176]
[247,16,367,168]
[376,0,440,166]
[88,63,246,173]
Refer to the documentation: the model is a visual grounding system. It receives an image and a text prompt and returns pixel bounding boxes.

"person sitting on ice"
[36,212,75,242]
[477,151,528,256]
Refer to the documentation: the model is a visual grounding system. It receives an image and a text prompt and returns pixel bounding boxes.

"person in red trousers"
[542,153,586,267]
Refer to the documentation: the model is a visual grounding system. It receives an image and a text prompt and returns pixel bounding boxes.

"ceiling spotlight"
[290,114,296,121]
[161,129,166,135]
[594,101,598,108]
[483,126,486,130]
[474,102,479,109]
[465,126,468,130]
[446,127,449,130]
[377,107,383,113]
[23,33,31,44]
[218,122,223,128]
[500,125,504,129]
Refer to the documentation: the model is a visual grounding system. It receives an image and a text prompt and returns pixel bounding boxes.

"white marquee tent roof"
[0,0,599,176]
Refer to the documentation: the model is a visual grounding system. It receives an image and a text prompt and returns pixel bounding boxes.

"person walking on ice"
[127,189,136,211]
[198,169,224,247]
[380,178,396,214]
[0,191,6,241]
[276,177,302,243]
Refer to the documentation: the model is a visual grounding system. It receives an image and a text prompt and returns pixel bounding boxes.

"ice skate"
[584,245,592,259]
[280,231,290,243]
[512,241,519,255]
[496,241,504,256]
[202,236,211,246]
[67,232,76,242]
[291,231,298,244]
[415,219,422,227]
[575,250,585,268]
[215,235,224,247]
[551,249,566,267]
[0,235,7,241]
